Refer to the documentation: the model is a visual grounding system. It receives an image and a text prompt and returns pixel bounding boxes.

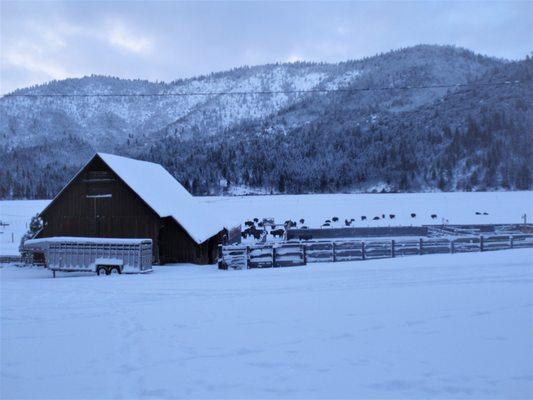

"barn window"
[85,171,115,182]
[85,170,114,198]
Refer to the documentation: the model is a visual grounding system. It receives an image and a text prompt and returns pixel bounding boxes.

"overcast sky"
[1,1,531,94]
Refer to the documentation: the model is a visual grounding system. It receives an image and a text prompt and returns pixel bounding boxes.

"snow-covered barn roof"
[95,153,225,244]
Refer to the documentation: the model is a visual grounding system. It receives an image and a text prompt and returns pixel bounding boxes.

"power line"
[1,80,529,98]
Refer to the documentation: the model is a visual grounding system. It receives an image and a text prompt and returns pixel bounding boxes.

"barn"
[36,152,236,264]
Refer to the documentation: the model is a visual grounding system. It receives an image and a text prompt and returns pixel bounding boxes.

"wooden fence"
[0,255,22,264]
[218,234,533,270]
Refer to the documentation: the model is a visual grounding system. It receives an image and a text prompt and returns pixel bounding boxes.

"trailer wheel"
[96,266,109,276]
[109,266,121,275]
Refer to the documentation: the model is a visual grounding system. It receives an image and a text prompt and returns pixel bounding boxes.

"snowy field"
[201,191,533,228]
[1,249,532,399]
[1,191,532,255]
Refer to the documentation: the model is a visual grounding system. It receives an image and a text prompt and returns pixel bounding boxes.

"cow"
[270,228,285,238]
[361,216,367,221]
[242,226,263,240]
[345,219,351,226]
[299,218,305,224]
[332,217,339,222]
[483,212,489,215]
[475,212,481,215]
[373,216,380,220]
[411,213,416,218]
[431,214,437,219]
[244,220,255,227]
[389,214,395,219]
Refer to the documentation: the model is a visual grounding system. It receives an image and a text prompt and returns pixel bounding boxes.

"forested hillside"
[1,45,531,198]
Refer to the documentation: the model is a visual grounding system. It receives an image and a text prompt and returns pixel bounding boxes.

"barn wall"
[38,157,162,262]
[158,217,223,264]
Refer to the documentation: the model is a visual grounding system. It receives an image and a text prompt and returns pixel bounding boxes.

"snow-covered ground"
[1,192,532,255]
[1,249,532,399]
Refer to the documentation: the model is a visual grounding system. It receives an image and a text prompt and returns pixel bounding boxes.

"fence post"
[302,244,307,265]
[272,246,277,267]
[217,244,227,270]
[509,235,514,249]
[246,246,250,269]
[419,238,423,255]
[332,242,336,262]
[391,240,395,258]
[480,236,484,252]
[361,241,365,260]
[450,239,455,254]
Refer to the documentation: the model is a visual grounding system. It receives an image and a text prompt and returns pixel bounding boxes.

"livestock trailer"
[24,237,152,277]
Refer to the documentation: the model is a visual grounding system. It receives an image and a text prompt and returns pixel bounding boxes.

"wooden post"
[246,246,250,269]
[52,270,56,278]
[480,236,484,252]
[302,244,307,265]
[450,240,455,254]
[391,240,395,258]
[217,245,222,268]
[510,235,514,249]
[332,242,336,262]
[272,246,277,267]
[361,241,365,260]
[419,238,423,255]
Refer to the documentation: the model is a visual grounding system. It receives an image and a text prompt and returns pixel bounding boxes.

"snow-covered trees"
[19,214,43,259]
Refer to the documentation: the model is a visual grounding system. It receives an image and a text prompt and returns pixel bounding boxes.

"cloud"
[1,22,75,83]
[105,20,152,54]
[3,47,69,80]
[0,1,531,94]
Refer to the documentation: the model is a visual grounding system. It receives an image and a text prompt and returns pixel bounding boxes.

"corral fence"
[286,226,428,241]
[218,234,533,270]
[0,255,23,264]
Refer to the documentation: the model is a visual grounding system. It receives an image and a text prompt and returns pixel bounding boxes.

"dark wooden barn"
[36,153,235,264]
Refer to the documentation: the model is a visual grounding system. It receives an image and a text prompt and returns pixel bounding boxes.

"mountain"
[1,44,531,199]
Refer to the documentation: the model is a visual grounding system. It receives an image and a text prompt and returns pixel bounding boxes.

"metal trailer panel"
[27,237,152,273]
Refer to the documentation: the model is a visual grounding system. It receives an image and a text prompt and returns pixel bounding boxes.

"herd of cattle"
[241,218,294,240]
[240,210,492,241]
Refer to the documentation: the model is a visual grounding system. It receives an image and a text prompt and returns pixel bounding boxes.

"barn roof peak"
[94,152,224,244]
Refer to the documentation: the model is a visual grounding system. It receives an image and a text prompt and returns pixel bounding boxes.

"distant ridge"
[1,45,531,198]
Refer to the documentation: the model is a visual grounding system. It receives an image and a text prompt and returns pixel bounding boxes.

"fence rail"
[218,234,533,270]
[0,255,23,264]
